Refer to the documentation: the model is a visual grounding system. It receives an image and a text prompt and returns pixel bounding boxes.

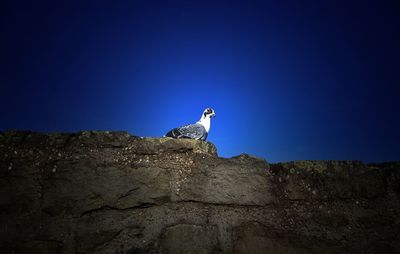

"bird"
[165,108,216,141]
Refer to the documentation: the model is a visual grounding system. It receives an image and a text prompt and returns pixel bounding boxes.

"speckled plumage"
[165,108,216,141]
[165,123,208,141]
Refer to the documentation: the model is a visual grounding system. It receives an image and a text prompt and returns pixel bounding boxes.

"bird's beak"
[212,113,216,118]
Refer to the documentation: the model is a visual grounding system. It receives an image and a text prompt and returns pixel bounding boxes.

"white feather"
[197,114,212,132]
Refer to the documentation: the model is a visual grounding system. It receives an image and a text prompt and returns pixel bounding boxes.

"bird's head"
[203,108,216,119]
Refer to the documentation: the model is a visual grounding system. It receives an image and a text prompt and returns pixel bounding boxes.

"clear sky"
[2,1,400,162]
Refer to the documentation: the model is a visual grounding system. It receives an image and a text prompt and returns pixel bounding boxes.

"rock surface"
[0,131,399,253]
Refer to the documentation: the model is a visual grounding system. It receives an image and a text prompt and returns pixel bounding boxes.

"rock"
[233,222,309,254]
[270,160,386,200]
[233,222,345,254]
[173,155,272,205]
[137,137,218,156]
[0,131,399,254]
[158,224,220,254]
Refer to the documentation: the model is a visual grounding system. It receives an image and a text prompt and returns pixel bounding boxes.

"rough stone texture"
[157,224,220,254]
[0,131,399,254]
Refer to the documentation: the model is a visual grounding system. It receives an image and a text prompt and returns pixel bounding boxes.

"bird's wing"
[175,123,207,140]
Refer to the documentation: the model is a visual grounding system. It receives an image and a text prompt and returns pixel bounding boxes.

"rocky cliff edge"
[0,131,399,253]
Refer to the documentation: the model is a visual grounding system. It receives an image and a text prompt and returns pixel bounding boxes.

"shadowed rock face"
[0,131,399,254]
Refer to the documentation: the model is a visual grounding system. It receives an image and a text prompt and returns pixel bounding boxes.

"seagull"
[165,108,216,141]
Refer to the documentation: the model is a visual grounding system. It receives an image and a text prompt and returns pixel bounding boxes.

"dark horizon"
[2,1,400,163]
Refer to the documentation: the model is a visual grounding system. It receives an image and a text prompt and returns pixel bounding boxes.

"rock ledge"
[0,131,399,254]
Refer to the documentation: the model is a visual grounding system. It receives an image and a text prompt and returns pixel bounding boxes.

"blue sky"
[2,1,400,162]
